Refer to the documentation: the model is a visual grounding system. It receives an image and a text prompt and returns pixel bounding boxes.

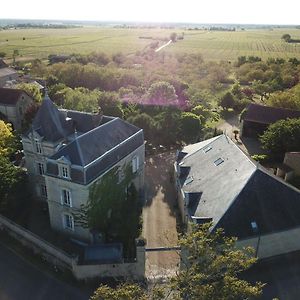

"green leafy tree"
[146,81,178,106]
[180,112,201,143]
[98,91,124,118]
[260,118,300,155]
[0,121,14,157]
[91,223,264,300]
[74,166,141,257]
[282,34,291,42]
[12,49,19,65]
[0,52,6,58]
[62,87,101,113]
[0,156,29,217]
[170,32,177,42]
[176,223,264,299]
[16,83,42,103]
[218,91,236,109]
[127,113,156,141]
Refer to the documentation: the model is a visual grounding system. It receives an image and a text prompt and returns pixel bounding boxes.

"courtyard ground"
[142,151,180,279]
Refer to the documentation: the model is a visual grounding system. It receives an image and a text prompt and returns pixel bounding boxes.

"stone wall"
[236,226,300,259]
[0,214,145,280]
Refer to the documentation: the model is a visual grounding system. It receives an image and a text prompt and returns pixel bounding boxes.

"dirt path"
[142,152,179,279]
[155,40,172,52]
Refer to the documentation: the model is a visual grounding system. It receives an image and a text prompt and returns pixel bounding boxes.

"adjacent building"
[240,103,300,138]
[0,59,18,87]
[0,87,33,130]
[175,135,300,258]
[22,94,145,241]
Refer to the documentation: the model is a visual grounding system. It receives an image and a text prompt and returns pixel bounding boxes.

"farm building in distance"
[241,103,300,138]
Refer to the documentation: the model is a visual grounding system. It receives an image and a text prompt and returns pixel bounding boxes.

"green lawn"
[1,27,300,61]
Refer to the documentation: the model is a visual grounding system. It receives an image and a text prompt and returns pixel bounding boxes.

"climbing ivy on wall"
[74,164,142,258]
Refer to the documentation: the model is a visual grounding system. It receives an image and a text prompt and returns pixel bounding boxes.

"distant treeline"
[1,24,81,29]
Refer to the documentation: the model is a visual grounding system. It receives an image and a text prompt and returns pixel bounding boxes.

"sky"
[1,0,300,25]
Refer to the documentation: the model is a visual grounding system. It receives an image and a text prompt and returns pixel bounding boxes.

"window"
[35,140,42,154]
[63,214,74,230]
[37,162,45,175]
[132,156,139,173]
[61,189,72,207]
[117,167,124,184]
[60,165,69,179]
[40,184,47,198]
[214,158,224,166]
[203,146,212,153]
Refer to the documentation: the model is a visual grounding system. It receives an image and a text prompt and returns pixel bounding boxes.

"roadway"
[0,241,89,300]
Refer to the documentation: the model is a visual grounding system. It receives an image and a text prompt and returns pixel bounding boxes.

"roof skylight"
[214,158,224,166]
[203,146,212,153]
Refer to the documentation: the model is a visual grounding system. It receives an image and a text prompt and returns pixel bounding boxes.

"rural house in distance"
[175,134,300,259]
[22,93,145,242]
[0,87,33,130]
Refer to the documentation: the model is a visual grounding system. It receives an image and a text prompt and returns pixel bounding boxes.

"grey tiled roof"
[177,135,300,238]
[32,95,72,142]
[51,118,142,167]
[33,96,144,184]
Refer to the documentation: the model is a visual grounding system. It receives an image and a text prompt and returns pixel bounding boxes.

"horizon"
[1,0,300,26]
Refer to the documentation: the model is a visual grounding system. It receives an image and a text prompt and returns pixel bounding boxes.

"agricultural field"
[1,26,300,61]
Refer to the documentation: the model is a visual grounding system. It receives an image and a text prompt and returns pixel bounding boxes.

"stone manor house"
[22,94,145,242]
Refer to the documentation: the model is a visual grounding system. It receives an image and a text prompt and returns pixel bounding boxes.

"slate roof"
[30,95,144,184]
[0,59,8,68]
[0,67,17,78]
[32,94,72,142]
[0,88,28,105]
[177,134,300,238]
[243,103,300,125]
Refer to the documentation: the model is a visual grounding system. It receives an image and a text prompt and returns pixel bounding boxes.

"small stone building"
[0,87,33,130]
[0,60,18,87]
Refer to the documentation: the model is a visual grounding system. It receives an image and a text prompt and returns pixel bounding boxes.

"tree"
[98,91,124,118]
[0,156,28,217]
[282,34,291,43]
[0,51,6,58]
[16,83,42,103]
[218,92,236,109]
[176,223,264,299]
[180,112,201,143]
[91,223,264,300]
[12,49,19,65]
[0,121,14,157]
[260,118,300,155]
[127,113,156,141]
[146,81,178,106]
[170,32,177,42]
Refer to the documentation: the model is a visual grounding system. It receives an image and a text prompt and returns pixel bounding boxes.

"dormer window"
[59,165,69,179]
[35,140,42,154]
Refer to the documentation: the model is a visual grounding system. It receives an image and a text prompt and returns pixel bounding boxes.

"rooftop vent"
[214,158,224,166]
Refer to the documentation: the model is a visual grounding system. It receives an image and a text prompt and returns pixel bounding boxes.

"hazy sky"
[1,0,300,25]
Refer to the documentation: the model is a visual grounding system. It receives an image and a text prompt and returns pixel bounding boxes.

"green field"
[1,27,300,61]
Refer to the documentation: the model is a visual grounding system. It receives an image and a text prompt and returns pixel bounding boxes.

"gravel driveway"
[142,151,179,279]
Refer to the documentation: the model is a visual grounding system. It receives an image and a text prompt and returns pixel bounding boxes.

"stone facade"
[45,144,145,241]
[0,90,33,130]
[22,95,145,242]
